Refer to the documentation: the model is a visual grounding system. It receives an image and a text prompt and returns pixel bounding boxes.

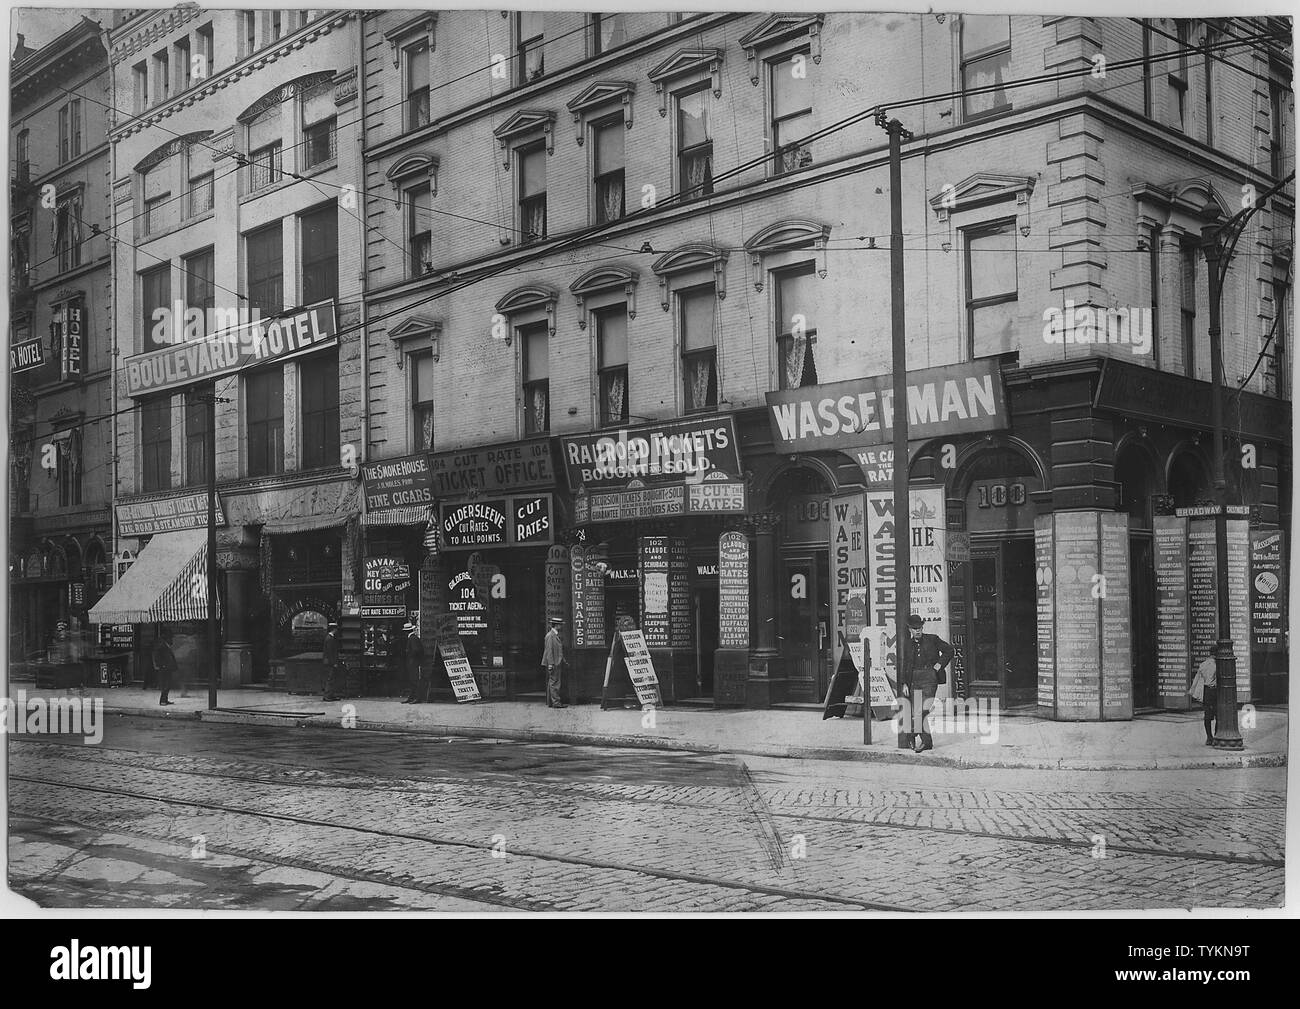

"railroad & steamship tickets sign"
[361,453,433,512]
[124,301,338,397]
[561,414,740,487]
[116,491,227,537]
[765,360,1008,451]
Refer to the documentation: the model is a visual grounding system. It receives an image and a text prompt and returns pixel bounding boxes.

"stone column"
[218,544,258,687]
[747,511,781,708]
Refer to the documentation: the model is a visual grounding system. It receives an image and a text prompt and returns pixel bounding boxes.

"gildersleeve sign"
[765,360,1008,451]
[124,301,338,397]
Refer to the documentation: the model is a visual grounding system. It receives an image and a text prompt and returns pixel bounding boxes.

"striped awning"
[360,505,433,527]
[261,513,352,535]
[88,529,221,624]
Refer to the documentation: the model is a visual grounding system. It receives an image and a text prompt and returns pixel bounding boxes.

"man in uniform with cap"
[402,619,427,704]
[321,620,343,702]
[542,617,565,708]
[898,613,953,753]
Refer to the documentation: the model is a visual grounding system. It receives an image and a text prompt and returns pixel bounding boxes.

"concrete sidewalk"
[26,683,1288,770]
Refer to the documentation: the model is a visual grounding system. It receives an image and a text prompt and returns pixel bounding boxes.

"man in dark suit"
[153,629,177,706]
[898,613,953,753]
[402,620,427,704]
[321,621,342,701]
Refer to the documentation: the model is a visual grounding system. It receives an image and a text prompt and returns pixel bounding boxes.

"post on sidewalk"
[206,382,219,711]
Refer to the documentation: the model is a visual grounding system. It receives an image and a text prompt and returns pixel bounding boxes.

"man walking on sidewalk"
[1188,650,1218,745]
[402,620,427,704]
[321,621,343,702]
[542,617,566,708]
[153,629,177,707]
[898,613,953,753]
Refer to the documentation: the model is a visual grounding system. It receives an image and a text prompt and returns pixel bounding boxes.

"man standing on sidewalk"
[321,621,342,702]
[153,629,177,707]
[899,614,953,753]
[402,620,427,704]
[542,617,566,708]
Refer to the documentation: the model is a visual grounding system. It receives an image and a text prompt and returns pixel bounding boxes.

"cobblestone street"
[7,716,1285,912]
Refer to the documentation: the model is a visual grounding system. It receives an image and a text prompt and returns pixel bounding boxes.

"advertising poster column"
[1153,516,1191,709]
[865,487,949,638]
[830,492,867,671]
[1225,519,1252,702]
[715,531,749,707]
[1053,512,1102,721]
[1034,515,1055,713]
[1099,513,1133,719]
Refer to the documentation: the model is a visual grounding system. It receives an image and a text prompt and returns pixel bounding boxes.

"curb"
[96,704,1288,771]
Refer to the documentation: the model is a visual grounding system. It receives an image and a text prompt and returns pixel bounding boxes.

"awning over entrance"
[88,529,220,624]
[360,505,432,527]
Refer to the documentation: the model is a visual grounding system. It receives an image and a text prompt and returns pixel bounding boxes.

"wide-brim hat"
[906,614,925,629]
[402,621,417,631]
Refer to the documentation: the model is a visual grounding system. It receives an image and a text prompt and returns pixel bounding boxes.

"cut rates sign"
[123,302,338,397]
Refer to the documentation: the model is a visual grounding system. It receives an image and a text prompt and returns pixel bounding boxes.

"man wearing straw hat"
[401,619,427,704]
[541,616,566,708]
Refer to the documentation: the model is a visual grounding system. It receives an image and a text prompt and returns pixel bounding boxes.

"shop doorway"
[693,585,718,696]
[967,539,1037,706]
[779,552,830,703]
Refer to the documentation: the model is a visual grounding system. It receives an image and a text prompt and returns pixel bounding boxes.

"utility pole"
[877,110,914,746]
[205,382,220,711]
[1199,169,1294,750]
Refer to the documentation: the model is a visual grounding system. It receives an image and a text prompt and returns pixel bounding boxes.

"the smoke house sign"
[361,453,433,512]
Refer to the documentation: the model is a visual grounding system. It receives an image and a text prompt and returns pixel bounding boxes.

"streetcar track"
[11,775,904,911]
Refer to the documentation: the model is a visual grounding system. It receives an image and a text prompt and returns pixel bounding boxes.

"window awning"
[260,514,352,535]
[88,529,220,624]
[360,506,433,527]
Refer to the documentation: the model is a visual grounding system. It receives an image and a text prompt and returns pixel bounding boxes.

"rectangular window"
[677,87,713,199]
[408,184,432,276]
[133,61,148,112]
[1141,20,1152,118]
[143,158,171,235]
[1270,77,1286,178]
[1202,28,1214,145]
[188,170,214,217]
[680,285,717,411]
[521,322,549,434]
[246,367,285,476]
[59,101,83,164]
[246,223,283,318]
[302,82,337,169]
[596,306,629,426]
[243,12,256,57]
[1180,240,1197,375]
[184,389,210,486]
[771,51,813,174]
[16,129,29,183]
[54,198,82,274]
[300,203,339,305]
[964,219,1019,359]
[776,264,819,389]
[12,225,30,287]
[1269,279,1289,399]
[196,23,214,80]
[412,350,436,451]
[141,263,172,349]
[247,106,282,191]
[185,248,215,340]
[299,353,339,470]
[406,41,431,131]
[55,431,82,507]
[1168,20,1190,131]
[961,15,1011,119]
[519,144,547,244]
[593,116,625,224]
[592,14,627,55]
[141,395,172,492]
[176,38,191,91]
[517,11,544,85]
[272,11,283,40]
[154,51,170,103]
[1148,229,1161,369]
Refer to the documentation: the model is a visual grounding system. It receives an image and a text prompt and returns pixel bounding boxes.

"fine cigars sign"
[765,360,1008,452]
[361,453,433,513]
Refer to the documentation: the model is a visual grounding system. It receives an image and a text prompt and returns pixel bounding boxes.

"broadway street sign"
[123,301,338,397]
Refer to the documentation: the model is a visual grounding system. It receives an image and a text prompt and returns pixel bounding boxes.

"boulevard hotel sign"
[123,302,338,397]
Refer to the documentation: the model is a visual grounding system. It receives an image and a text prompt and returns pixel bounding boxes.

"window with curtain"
[521,322,549,434]
[247,106,282,190]
[677,87,713,198]
[1180,240,1197,376]
[406,41,430,131]
[154,51,170,103]
[593,116,625,224]
[300,352,339,470]
[187,170,214,217]
[242,12,256,57]
[964,219,1018,359]
[176,38,191,90]
[519,144,547,244]
[141,395,172,492]
[246,367,285,476]
[961,15,1011,119]
[302,81,337,169]
[133,62,148,113]
[245,222,283,318]
[1168,20,1191,131]
[184,388,209,486]
[771,51,813,175]
[185,248,215,339]
[408,184,431,276]
[517,11,544,84]
[592,14,627,55]
[142,159,171,235]
[412,350,435,450]
[55,430,82,507]
[300,203,339,304]
[776,263,819,389]
[54,194,82,273]
[680,285,717,412]
[141,263,172,349]
[596,306,629,426]
[196,23,214,79]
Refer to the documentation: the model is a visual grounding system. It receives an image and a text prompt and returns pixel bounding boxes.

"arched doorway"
[1168,448,1213,508]
[950,444,1045,706]
[768,463,836,703]
[1117,439,1160,708]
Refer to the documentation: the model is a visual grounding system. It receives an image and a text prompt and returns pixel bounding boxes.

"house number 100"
[976,482,1027,508]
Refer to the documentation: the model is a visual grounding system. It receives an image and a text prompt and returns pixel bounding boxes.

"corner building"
[358,12,1291,715]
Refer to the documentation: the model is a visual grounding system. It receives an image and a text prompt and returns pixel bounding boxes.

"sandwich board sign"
[601,622,662,708]
[433,613,481,702]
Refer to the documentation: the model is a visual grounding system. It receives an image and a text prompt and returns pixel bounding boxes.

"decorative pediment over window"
[744,219,831,290]
[738,13,825,86]
[651,244,728,310]
[384,12,438,68]
[570,266,640,329]
[387,153,440,195]
[1130,178,1230,232]
[134,131,213,173]
[647,48,724,117]
[493,110,557,170]
[495,284,559,340]
[238,72,336,123]
[929,173,1036,222]
[565,80,636,145]
[389,315,443,364]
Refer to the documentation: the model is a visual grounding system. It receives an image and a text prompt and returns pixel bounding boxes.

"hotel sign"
[10,338,45,373]
[117,491,227,538]
[765,360,1008,452]
[124,301,338,397]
